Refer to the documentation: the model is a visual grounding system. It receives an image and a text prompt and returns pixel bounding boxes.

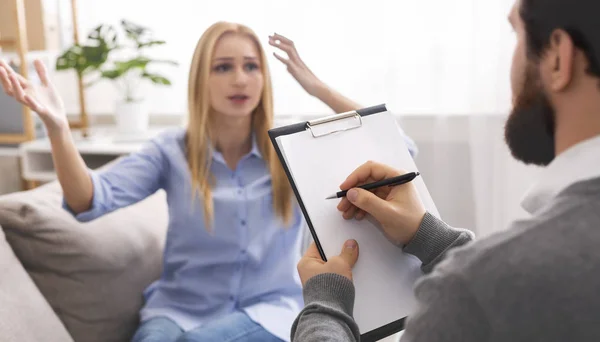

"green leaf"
[98,56,152,81]
[138,40,166,49]
[149,59,179,66]
[55,23,118,80]
[55,18,178,88]
[100,69,122,79]
[141,72,171,85]
[116,56,151,70]
[121,19,149,43]
[87,24,118,49]
[55,43,112,77]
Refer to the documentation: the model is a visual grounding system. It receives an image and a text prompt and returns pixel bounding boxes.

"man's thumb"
[339,239,359,268]
[346,188,390,220]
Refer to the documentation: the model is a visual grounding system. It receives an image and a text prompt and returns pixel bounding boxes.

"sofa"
[0,180,169,342]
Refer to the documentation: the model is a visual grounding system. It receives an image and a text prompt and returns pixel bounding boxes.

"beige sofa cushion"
[0,181,168,342]
[0,224,74,342]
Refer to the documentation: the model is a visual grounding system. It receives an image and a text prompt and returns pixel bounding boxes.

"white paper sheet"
[277,111,439,334]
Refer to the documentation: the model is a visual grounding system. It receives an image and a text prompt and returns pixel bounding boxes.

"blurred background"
[0,0,543,238]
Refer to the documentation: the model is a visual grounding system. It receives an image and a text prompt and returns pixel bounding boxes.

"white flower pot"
[114,100,149,135]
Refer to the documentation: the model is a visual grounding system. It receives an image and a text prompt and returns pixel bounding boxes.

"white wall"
[42,0,516,119]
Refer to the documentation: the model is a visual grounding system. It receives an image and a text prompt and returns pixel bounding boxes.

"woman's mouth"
[228,94,249,105]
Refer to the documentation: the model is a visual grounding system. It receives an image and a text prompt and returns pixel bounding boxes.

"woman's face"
[208,33,264,119]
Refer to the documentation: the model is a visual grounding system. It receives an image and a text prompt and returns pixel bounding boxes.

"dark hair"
[520,0,600,78]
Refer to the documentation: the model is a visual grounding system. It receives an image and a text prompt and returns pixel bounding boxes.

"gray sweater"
[291,177,600,342]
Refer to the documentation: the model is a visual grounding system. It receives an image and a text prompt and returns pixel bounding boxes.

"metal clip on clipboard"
[306,110,363,138]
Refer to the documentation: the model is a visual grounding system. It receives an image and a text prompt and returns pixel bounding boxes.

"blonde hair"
[186,21,293,229]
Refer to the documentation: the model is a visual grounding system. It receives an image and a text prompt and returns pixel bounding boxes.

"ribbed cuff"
[303,273,355,317]
[403,212,455,264]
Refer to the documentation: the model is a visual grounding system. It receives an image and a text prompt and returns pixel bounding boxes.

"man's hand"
[337,161,427,246]
[298,240,359,286]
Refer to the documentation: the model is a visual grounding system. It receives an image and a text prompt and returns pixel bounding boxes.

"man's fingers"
[340,161,403,190]
[342,203,359,220]
[346,188,393,222]
[337,197,352,212]
[339,239,359,268]
[374,188,390,201]
[303,242,323,260]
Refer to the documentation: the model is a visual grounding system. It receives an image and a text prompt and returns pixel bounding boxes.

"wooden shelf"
[0,134,30,144]
[0,38,16,47]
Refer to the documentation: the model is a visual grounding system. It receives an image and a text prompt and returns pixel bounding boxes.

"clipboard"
[268,104,440,342]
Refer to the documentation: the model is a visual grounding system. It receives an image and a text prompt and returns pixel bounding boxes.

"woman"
[0,22,416,342]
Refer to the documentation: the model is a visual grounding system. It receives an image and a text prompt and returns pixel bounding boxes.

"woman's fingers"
[23,94,46,114]
[9,73,26,103]
[34,59,50,87]
[271,33,294,45]
[269,35,300,62]
[0,60,29,88]
[0,66,13,95]
[273,52,290,66]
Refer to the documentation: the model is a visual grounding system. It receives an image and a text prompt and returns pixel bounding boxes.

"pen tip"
[325,194,336,200]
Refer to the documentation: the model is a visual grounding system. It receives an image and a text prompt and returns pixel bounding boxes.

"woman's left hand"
[269,33,323,97]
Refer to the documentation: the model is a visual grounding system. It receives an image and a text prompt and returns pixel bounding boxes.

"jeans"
[131,311,283,342]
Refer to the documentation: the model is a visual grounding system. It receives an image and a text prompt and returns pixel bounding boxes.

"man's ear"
[545,29,575,92]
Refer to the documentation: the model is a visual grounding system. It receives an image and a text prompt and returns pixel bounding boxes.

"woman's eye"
[245,63,259,71]
[213,64,232,72]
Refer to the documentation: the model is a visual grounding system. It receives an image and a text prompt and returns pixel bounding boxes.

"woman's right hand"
[337,161,427,246]
[268,33,323,97]
[0,59,68,136]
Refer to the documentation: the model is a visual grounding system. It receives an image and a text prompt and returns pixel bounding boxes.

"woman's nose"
[232,68,248,86]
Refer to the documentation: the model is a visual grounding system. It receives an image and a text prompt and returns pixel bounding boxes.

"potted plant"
[56,20,178,134]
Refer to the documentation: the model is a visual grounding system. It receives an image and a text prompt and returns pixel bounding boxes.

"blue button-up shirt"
[64,126,417,341]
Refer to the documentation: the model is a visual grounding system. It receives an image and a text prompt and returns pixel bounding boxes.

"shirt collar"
[521,134,600,214]
[210,133,262,166]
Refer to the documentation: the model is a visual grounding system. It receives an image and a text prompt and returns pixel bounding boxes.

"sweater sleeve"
[292,213,476,341]
[403,212,475,273]
[291,273,359,342]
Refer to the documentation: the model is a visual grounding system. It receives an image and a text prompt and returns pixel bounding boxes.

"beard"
[504,61,557,166]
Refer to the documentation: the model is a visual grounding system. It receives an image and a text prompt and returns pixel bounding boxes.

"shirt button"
[241,249,247,255]
[241,220,246,226]
[229,295,234,301]
[237,189,243,195]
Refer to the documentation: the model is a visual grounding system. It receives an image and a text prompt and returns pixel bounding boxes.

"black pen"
[325,172,420,199]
